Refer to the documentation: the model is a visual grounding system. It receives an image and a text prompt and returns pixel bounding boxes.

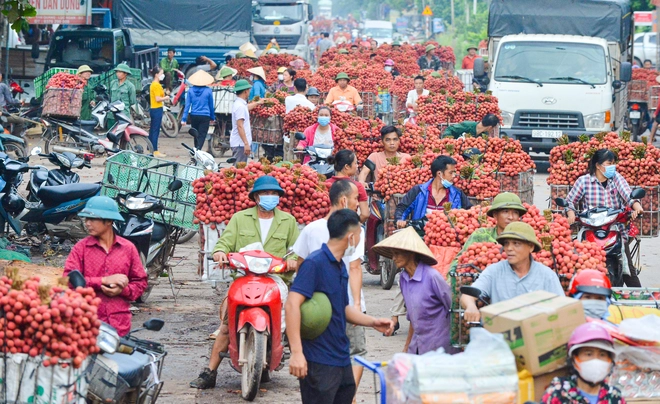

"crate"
[633,185,660,212]
[101,151,203,230]
[213,87,236,114]
[633,211,660,238]
[34,68,77,99]
[628,80,650,102]
[356,92,377,119]
[650,86,660,111]
[467,196,493,206]
[611,287,660,307]
[42,88,83,118]
[497,170,534,204]
[449,270,482,348]
[251,115,284,145]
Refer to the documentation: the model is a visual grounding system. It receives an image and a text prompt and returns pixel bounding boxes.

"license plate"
[630,111,641,119]
[532,130,563,139]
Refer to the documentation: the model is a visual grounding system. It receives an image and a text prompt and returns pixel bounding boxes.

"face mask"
[441,179,453,189]
[158,73,165,81]
[575,358,612,384]
[582,299,609,319]
[601,164,616,179]
[318,116,331,126]
[344,234,357,257]
[278,74,284,81]
[271,39,277,44]
[384,66,392,72]
[258,195,279,211]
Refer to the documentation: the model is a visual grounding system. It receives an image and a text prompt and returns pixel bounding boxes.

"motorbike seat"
[32,169,48,187]
[37,183,101,206]
[103,351,152,388]
[75,119,98,127]
[152,222,167,243]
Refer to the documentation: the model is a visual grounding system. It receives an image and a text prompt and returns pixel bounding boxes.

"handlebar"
[181,143,195,152]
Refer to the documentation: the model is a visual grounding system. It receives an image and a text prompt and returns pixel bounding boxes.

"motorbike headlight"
[584,112,606,129]
[55,153,72,168]
[581,211,619,227]
[245,256,272,274]
[97,322,120,354]
[125,197,154,211]
[500,111,514,127]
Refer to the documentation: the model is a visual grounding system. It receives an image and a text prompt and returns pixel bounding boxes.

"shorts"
[346,323,367,363]
[231,146,248,165]
[299,362,356,404]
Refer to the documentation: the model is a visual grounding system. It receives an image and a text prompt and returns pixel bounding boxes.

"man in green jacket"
[443,113,500,139]
[190,176,300,389]
[160,48,179,91]
[448,192,527,275]
[77,65,95,121]
[109,63,137,111]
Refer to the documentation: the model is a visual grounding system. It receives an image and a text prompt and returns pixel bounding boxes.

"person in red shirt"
[325,149,369,223]
[64,196,147,336]
[461,46,480,70]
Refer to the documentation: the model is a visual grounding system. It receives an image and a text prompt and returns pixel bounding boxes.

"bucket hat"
[467,46,478,51]
[233,79,252,93]
[218,66,237,79]
[188,70,214,87]
[249,176,284,200]
[425,44,436,53]
[114,63,132,74]
[236,51,246,58]
[77,65,93,75]
[335,72,350,82]
[247,67,267,81]
[496,222,542,252]
[392,40,401,46]
[568,323,615,357]
[78,196,124,221]
[372,227,438,266]
[306,87,320,97]
[487,192,527,217]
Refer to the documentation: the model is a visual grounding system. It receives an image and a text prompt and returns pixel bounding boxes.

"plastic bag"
[619,314,660,343]
[429,245,460,279]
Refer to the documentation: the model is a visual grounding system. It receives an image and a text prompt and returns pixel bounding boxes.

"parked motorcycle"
[293,132,334,176]
[42,100,153,156]
[135,82,179,138]
[26,146,92,202]
[627,101,649,142]
[67,270,167,404]
[184,129,219,171]
[90,84,111,130]
[114,179,186,303]
[555,187,646,286]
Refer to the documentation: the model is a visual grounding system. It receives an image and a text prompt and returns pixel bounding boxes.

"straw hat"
[372,227,438,266]
[239,42,258,53]
[188,70,214,87]
[277,66,287,73]
[247,66,267,81]
[244,49,257,59]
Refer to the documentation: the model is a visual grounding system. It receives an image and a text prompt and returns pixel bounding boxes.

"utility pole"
[465,0,469,24]
[451,0,455,25]
[473,0,477,14]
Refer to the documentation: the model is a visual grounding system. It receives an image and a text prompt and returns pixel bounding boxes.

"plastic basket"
[356,92,376,119]
[34,68,78,99]
[651,86,660,111]
[86,356,130,403]
[628,80,650,102]
[251,115,283,145]
[213,87,236,114]
[100,151,203,230]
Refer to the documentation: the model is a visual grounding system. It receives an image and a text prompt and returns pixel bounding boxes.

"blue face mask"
[441,179,453,189]
[258,195,280,211]
[318,116,331,126]
[602,164,616,179]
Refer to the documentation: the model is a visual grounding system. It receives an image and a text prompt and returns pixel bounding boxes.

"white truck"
[474,0,633,168]
[363,20,394,45]
[252,0,313,60]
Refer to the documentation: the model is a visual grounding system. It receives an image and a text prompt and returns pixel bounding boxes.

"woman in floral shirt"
[541,323,625,404]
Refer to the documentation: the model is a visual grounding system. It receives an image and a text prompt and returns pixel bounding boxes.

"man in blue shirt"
[286,209,393,404]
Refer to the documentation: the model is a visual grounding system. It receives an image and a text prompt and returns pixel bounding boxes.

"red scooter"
[226,250,288,401]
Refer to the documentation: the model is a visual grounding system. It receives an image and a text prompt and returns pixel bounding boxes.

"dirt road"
[22,135,660,404]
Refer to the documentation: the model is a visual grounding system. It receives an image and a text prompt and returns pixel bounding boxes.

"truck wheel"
[241,326,266,401]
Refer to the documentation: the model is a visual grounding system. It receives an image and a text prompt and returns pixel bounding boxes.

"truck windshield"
[364,28,393,38]
[50,33,115,69]
[255,4,303,22]
[494,42,607,85]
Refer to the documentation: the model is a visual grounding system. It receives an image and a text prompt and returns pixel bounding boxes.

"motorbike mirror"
[30,146,42,156]
[294,132,306,141]
[143,318,165,331]
[168,179,183,192]
[227,157,236,164]
[188,128,199,138]
[630,188,646,200]
[459,286,483,299]
[364,159,376,172]
[68,270,87,288]
[554,198,568,208]
[612,80,622,90]
[29,97,40,107]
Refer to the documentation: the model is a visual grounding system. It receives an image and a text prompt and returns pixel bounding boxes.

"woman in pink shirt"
[296,106,339,164]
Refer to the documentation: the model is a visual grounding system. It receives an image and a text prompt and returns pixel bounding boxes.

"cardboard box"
[481,291,585,376]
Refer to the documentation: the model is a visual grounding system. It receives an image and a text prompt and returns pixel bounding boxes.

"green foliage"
[1,0,37,32]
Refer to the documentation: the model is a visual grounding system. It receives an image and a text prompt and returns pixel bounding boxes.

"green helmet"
[236,51,246,58]
[338,49,349,54]
[496,222,541,252]
[78,196,124,221]
[300,292,332,340]
[114,63,132,75]
[430,71,442,78]
[487,192,527,217]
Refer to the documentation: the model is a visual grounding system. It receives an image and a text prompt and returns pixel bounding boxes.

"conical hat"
[188,70,214,87]
[372,227,437,266]
[247,66,267,81]
[240,42,258,53]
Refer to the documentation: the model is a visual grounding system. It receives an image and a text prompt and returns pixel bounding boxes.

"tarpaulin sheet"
[488,0,632,49]
[113,0,251,33]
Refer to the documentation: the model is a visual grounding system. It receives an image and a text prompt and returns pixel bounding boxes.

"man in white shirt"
[230,79,263,165]
[285,78,316,113]
[406,75,430,112]
[292,180,368,401]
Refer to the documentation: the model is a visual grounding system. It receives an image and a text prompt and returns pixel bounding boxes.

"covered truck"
[474,0,633,168]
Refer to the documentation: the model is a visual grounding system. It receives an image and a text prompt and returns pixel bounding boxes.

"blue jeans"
[149,107,163,151]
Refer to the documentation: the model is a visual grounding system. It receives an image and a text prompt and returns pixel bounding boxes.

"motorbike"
[67,270,167,404]
[0,118,27,158]
[293,132,335,177]
[215,250,289,401]
[26,146,92,202]
[135,82,179,138]
[555,187,646,287]
[114,178,186,303]
[90,84,111,130]
[0,152,100,240]
[184,129,219,171]
[627,100,649,142]
[41,100,153,156]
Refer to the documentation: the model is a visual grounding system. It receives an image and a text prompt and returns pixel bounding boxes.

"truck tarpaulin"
[488,0,632,50]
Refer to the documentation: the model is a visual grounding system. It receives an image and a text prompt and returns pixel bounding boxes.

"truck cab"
[252,0,313,60]
[363,20,394,45]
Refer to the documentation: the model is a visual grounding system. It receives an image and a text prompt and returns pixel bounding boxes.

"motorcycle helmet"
[567,323,615,358]
[462,147,482,162]
[300,292,332,340]
[78,196,124,221]
[568,269,612,298]
[1,193,24,215]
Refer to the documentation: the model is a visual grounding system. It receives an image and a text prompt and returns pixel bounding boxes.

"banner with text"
[27,0,92,25]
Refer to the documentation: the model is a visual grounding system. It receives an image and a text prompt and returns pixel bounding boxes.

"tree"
[2,0,37,31]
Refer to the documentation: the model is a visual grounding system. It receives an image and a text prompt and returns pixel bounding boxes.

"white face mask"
[384,66,392,72]
[582,299,609,319]
[344,234,357,257]
[576,358,612,384]
[158,73,165,81]
[271,39,277,44]
[278,74,284,81]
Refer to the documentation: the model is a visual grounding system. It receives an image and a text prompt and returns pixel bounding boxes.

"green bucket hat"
[236,51,246,58]
[430,71,442,78]
[487,192,527,217]
[78,196,124,222]
[392,40,401,46]
[425,44,436,53]
[338,48,349,54]
[219,66,236,78]
[77,65,93,75]
[300,292,332,340]
[114,63,132,75]
[335,72,350,82]
[496,222,541,252]
[234,79,252,93]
